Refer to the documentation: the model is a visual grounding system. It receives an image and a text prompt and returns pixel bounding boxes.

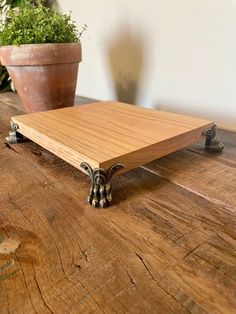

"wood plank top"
[12,101,214,171]
[1,93,236,314]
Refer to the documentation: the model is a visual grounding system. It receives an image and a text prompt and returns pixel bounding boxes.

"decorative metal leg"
[202,124,224,152]
[5,121,25,144]
[80,162,124,208]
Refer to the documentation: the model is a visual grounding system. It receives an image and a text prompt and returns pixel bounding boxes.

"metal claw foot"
[80,162,124,208]
[5,121,25,144]
[203,124,224,152]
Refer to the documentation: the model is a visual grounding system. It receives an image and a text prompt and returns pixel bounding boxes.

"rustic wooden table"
[0,93,236,313]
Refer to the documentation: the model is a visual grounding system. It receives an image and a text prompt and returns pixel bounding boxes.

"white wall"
[58,0,236,130]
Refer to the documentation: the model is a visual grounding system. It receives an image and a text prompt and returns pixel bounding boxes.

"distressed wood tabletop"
[0,93,236,314]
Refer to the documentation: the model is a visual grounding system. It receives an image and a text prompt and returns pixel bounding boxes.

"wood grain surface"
[0,93,236,314]
[11,101,214,172]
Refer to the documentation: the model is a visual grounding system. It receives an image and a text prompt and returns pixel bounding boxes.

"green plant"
[0,0,84,91]
[0,0,17,91]
[0,0,27,31]
[0,1,86,45]
[0,1,52,91]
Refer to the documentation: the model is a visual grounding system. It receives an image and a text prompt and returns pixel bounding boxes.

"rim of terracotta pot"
[0,42,82,66]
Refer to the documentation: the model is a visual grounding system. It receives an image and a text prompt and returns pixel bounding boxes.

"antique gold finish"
[5,121,25,144]
[80,162,124,208]
[203,124,224,152]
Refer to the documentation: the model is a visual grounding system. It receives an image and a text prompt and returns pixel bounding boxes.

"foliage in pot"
[0,0,87,112]
[0,0,21,91]
[0,0,51,91]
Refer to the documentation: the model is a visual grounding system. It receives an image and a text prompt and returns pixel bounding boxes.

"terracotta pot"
[0,43,82,112]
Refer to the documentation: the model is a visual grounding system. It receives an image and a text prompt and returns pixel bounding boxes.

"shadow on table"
[111,166,168,207]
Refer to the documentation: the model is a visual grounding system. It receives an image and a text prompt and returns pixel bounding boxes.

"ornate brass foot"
[5,121,25,144]
[80,162,124,208]
[203,124,224,152]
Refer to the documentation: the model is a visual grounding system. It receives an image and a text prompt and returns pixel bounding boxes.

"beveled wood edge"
[99,122,215,172]
[9,117,216,174]
[11,117,100,171]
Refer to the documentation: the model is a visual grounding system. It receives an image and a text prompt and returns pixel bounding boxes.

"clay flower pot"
[0,43,82,112]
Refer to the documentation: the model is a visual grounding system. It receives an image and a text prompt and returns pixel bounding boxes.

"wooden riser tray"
[6,101,224,208]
